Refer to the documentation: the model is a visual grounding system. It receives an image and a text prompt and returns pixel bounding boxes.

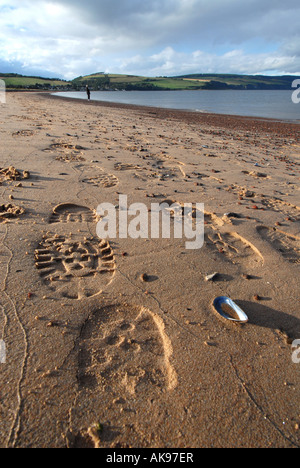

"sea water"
[55,89,300,122]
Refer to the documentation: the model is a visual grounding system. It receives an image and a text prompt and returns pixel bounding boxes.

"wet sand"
[0,91,299,448]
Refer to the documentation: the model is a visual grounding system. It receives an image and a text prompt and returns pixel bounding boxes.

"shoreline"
[0,91,299,448]
[40,92,300,137]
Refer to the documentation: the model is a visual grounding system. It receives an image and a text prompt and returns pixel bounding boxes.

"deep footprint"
[68,304,177,447]
[257,226,300,264]
[205,230,264,268]
[77,304,177,396]
[35,235,116,299]
[81,171,119,188]
[49,203,98,224]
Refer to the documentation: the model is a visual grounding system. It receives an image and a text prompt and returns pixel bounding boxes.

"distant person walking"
[86,85,91,100]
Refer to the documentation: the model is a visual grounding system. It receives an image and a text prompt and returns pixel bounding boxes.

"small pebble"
[141,273,150,282]
[204,341,214,347]
[242,274,251,280]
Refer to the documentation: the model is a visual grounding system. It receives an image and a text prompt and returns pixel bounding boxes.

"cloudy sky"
[0,0,300,79]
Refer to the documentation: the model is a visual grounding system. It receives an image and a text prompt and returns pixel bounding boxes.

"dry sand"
[0,91,299,448]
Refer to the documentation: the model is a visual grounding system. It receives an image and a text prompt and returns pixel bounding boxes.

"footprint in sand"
[56,153,86,163]
[45,142,87,152]
[77,304,177,395]
[0,203,25,221]
[68,304,177,447]
[163,201,263,269]
[257,226,300,264]
[142,153,186,180]
[81,170,119,189]
[114,161,153,182]
[49,204,98,224]
[203,211,263,268]
[114,162,142,171]
[34,235,116,299]
[260,197,300,222]
[12,130,35,137]
[72,303,177,445]
[44,142,86,162]
[224,185,300,221]
[150,160,185,180]
[205,230,264,269]
[160,199,202,219]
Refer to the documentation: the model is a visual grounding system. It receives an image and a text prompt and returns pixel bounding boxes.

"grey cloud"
[47,0,300,47]
[115,46,300,77]
[1,0,300,77]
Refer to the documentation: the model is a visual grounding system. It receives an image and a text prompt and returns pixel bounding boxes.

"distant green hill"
[174,74,300,90]
[73,73,300,91]
[72,73,199,90]
[0,73,71,89]
[1,72,299,91]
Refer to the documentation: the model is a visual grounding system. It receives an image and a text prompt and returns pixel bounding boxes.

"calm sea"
[55,90,300,122]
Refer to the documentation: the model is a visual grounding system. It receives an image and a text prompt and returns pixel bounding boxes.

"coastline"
[43,91,300,136]
[0,91,299,448]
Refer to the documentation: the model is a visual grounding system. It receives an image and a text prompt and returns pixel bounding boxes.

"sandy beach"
[0,91,299,448]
